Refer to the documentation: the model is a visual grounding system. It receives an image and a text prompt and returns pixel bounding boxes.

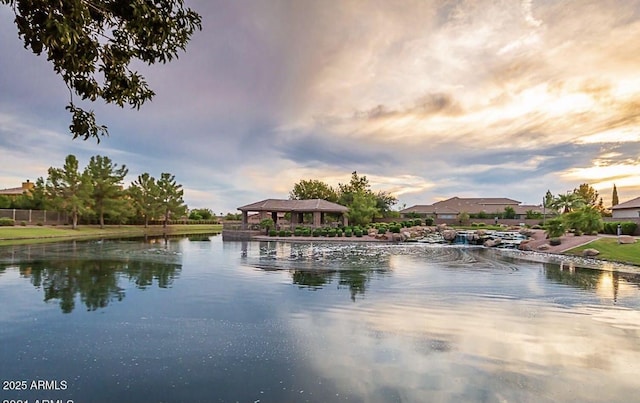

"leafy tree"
[573,183,599,207]
[156,173,186,228]
[85,155,129,228]
[457,211,470,225]
[503,206,516,219]
[259,218,275,234]
[18,177,47,210]
[224,212,242,221]
[45,154,92,229]
[374,190,398,217]
[289,179,339,202]
[0,195,10,209]
[1,0,202,141]
[347,192,378,227]
[129,173,160,228]
[188,208,214,220]
[612,184,619,206]
[338,171,370,205]
[543,190,554,209]
[563,205,603,235]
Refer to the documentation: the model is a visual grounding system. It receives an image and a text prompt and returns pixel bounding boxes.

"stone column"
[342,213,348,227]
[241,211,248,230]
[313,211,321,227]
[272,211,278,229]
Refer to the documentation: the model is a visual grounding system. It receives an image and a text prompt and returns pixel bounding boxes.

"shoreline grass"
[0,224,222,246]
[564,238,640,266]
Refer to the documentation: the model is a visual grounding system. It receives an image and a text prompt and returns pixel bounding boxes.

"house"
[400,197,545,220]
[0,180,34,198]
[611,196,640,219]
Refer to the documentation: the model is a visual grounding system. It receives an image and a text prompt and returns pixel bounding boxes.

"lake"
[1,235,639,403]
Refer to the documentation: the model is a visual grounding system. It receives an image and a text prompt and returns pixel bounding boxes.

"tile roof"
[400,197,542,215]
[0,187,26,196]
[611,196,640,210]
[238,199,348,212]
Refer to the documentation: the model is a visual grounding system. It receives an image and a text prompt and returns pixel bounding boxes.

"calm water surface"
[1,235,639,403]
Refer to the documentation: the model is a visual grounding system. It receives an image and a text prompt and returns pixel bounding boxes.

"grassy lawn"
[565,238,640,266]
[0,224,222,246]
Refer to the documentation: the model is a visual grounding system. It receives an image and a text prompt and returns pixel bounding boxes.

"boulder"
[537,243,550,251]
[484,239,502,247]
[619,235,637,244]
[368,228,378,237]
[582,248,600,257]
[442,229,458,242]
[518,240,533,251]
[391,233,404,242]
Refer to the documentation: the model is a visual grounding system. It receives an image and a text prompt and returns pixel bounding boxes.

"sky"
[1,0,640,213]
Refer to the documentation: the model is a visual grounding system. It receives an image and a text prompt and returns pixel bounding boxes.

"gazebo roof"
[238,199,348,213]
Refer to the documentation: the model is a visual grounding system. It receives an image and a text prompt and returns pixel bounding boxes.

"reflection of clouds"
[280,251,640,401]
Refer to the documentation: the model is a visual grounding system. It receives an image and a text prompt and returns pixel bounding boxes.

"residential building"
[400,197,545,220]
[611,196,640,219]
[0,180,34,197]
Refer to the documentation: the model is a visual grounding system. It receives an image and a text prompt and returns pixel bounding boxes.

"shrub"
[424,217,434,226]
[545,218,565,238]
[37,221,44,226]
[621,222,638,235]
[390,225,401,233]
[549,238,562,246]
[20,221,27,226]
[354,229,363,237]
[312,229,322,237]
[303,228,311,236]
[278,230,286,237]
[285,230,292,237]
[269,229,277,237]
[345,229,353,237]
[0,218,15,226]
[378,227,387,235]
[294,228,302,236]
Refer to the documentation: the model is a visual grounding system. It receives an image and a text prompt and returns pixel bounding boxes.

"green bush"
[378,227,387,235]
[354,229,363,237]
[278,230,286,237]
[0,218,15,226]
[545,218,565,238]
[20,221,27,226]
[36,221,44,226]
[303,228,311,236]
[269,229,277,237]
[424,217,434,226]
[294,228,302,236]
[621,222,638,235]
[549,238,562,246]
[312,229,322,237]
[345,229,353,237]
[285,230,292,237]
[390,225,401,233]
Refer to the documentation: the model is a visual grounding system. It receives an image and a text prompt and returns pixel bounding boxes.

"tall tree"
[85,155,129,228]
[543,190,554,209]
[156,173,186,228]
[612,184,619,206]
[1,0,202,141]
[129,173,160,228]
[573,183,599,206]
[46,154,92,229]
[289,179,339,202]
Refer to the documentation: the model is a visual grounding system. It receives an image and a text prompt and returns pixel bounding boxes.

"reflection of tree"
[544,263,600,291]
[544,263,640,302]
[292,270,335,290]
[8,258,180,313]
[338,270,369,302]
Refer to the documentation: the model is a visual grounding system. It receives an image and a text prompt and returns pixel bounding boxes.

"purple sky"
[2,0,640,213]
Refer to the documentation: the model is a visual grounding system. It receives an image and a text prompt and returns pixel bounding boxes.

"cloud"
[1,0,640,211]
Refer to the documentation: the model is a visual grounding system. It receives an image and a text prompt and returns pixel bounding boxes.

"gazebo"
[237,199,349,230]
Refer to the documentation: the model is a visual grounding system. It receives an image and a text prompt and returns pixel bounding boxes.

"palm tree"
[551,193,585,214]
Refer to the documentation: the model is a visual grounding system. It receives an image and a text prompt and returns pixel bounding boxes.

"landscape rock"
[618,235,637,244]
[442,230,458,242]
[484,239,502,247]
[582,248,600,257]
[537,243,550,251]
[391,233,404,242]
[518,240,533,251]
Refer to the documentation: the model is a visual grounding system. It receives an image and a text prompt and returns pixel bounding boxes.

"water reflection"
[243,241,392,301]
[544,262,640,303]
[0,239,182,313]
